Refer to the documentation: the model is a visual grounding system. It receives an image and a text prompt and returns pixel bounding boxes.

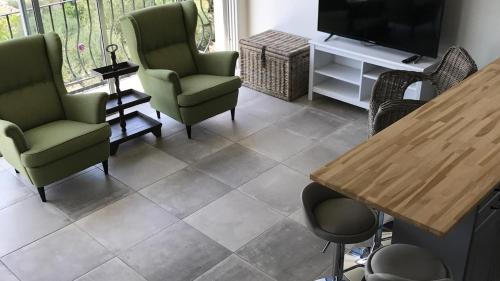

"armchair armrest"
[142,69,182,97]
[141,69,183,121]
[0,120,28,153]
[372,99,427,135]
[62,92,108,124]
[195,51,239,76]
[369,70,430,134]
[372,70,429,103]
[0,120,28,170]
[143,69,181,93]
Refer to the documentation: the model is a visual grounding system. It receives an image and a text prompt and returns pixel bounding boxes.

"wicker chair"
[369,46,478,135]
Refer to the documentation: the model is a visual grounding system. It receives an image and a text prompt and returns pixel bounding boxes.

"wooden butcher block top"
[311,59,500,236]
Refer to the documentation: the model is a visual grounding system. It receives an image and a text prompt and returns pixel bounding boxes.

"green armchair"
[120,1,241,138]
[0,33,111,202]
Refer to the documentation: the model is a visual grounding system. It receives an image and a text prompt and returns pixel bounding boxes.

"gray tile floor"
[0,84,369,281]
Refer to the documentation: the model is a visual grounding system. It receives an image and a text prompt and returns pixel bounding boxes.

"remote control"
[402,55,421,64]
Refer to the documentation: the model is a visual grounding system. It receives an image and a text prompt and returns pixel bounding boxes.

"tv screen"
[318,0,445,58]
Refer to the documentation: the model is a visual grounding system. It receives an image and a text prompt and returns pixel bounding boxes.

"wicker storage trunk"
[239,30,310,101]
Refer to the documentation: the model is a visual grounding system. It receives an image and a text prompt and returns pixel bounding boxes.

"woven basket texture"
[240,30,310,101]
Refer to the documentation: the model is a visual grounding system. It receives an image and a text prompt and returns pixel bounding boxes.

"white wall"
[247,0,324,40]
[440,0,500,67]
[246,0,500,67]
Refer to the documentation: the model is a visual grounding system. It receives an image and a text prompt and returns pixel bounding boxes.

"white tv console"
[308,36,438,109]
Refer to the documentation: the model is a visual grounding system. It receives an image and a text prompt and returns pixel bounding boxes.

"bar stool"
[302,182,379,281]
[365,244,452,281]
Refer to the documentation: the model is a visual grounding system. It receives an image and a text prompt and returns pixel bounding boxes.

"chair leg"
[102,160,108,175]
[231,108,235,121]
[344,264,365,273]
[186,125,192,139]
[371,211,385,254]
[37,187,47,202]
[156,110,161,119]
[322,241,331,253]
[110,143,119,156]
[332,243,346,281]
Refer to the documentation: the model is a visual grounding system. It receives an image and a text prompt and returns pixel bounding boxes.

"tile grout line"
[99,156,188,194]
[236,255,279,281]
[0,259,22,281]
[233,106,305,141]
[231,217,294,279]
[193,254,279,281]
[138,95,357,187]
[181,188,286,251]
[0,173,136,263]
[199,110,274,143]
[235,107,360,166]
[192,157,278,191]
[0,88,369,281]
[137,168,233,221]
[72,191,182,256]
[109,217,182,259]
[57,177,135,222]
[0,192,35,212]
[70,207,181,281]
[277,121,368,177]
[146,126,234,166]
[115,256,149,281]
[234,215,336,281]
[0,203,72,260]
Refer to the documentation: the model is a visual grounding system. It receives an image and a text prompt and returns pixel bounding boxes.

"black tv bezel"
[317,0,446,58]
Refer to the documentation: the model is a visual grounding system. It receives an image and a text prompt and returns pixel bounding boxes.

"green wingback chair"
[0,33,111,202]
[120,1,241,138]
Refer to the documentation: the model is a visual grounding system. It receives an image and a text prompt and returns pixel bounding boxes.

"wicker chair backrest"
[430,46,478,94]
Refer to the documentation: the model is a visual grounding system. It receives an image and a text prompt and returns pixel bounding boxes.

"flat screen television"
[318,0,446,58]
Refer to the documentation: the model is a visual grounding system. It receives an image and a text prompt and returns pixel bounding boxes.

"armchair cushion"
[0,81,64,131]
[0,35,65,131]
[145,44,197,77]
[127,4,198,77]
[177,74,241,107]
[62,92,108,124]
[21,120,111,168]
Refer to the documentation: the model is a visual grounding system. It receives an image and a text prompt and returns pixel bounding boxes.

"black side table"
[92,61,162,155]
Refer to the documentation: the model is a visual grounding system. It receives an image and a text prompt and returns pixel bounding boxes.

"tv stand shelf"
[308,36,438,109]
[315,63,360,85]
[362,67,390,80]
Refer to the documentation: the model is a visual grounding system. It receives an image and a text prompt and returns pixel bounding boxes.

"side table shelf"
[108,111,162,155]
[95,61,139,79]
[106,89,151,115]
[92,61,162,155]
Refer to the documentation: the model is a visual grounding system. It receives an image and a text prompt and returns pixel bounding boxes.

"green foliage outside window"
[0,0,214,90]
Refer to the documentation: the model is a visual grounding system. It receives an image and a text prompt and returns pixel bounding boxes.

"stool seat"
[314,198,378,243]
[302,182,379,281]
[366,244,452,281]
[302,182,378,244]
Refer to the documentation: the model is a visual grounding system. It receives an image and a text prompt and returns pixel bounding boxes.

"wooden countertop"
[311,59,500,236]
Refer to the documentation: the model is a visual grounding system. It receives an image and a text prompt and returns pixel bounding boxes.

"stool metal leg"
[332,243,346,281]
[316,243,347,281]
[322,241,331,253]
[371,211,385,253]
